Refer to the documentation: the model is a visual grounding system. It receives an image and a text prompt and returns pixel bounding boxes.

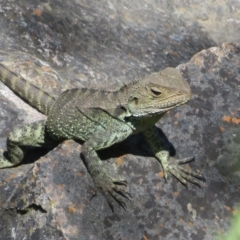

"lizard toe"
[95,174,131,211]
[0,157,15,169]
[108,190,128,211]
[178,157,195,164]
[113,183,132,201]
[112,179,128,186]
[166,157,205,187]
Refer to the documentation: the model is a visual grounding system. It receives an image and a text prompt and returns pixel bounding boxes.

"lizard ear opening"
[150,87,162,97]
[130,97,139,105]
[133,97,138,105]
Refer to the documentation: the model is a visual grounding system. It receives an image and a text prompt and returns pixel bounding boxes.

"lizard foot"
[94,173,131,211]
[0,157,15,169]
[158,151,205,187]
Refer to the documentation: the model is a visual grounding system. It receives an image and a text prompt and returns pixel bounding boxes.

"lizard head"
[126,67,191,117]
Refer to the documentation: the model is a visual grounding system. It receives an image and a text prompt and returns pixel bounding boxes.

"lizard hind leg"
[0,120,57,169]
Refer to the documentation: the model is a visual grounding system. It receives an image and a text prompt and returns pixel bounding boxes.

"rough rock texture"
[0,1,240,240]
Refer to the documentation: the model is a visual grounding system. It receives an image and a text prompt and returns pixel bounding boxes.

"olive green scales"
[0,64,204,210]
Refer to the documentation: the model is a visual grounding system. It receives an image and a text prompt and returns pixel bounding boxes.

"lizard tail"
[0,64,57,115]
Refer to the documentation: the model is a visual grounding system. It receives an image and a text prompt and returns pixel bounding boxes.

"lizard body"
[0,63,204,210]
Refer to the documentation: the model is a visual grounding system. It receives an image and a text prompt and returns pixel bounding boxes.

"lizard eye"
[150,87,162,97]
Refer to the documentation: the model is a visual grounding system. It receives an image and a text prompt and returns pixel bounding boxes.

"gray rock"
[0,1,240,240]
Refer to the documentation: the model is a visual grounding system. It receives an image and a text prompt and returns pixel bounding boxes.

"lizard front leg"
[143,126,205,186]
[0,120,58,168]
[81,123,133,211]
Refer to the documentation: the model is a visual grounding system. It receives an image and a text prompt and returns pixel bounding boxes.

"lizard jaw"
[131,95,190,117]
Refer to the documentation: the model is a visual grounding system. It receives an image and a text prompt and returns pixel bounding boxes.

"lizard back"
[46,88,126,141]
[0,64,56,115]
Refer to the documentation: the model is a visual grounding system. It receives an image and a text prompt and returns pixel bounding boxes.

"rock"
[0,1,240,239]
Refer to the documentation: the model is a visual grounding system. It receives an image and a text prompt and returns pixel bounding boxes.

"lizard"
[0,63,205,210]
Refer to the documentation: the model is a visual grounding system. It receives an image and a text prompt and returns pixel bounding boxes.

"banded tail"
[0,64,57,115]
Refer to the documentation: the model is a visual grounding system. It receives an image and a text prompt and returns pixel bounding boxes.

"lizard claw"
[163,169,168,181]
[94,174,131,212]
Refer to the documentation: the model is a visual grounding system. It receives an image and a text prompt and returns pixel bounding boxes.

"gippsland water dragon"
[0,63,205,210]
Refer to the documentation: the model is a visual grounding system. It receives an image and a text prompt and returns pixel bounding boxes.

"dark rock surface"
[0,1,240,240]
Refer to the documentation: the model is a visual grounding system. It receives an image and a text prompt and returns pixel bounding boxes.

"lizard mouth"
[154,94,190,111]
[159,96,189,108]
[132,95,189,117]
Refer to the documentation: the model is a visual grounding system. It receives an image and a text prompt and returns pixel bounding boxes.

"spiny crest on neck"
[80,76,144,93]
[118,77,143,91]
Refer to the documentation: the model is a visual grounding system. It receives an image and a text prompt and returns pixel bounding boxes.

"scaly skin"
[0,64,56,115]
[0,63,205,211]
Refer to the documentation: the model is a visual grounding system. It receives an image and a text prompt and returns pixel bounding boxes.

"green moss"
[218,208,240,240]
